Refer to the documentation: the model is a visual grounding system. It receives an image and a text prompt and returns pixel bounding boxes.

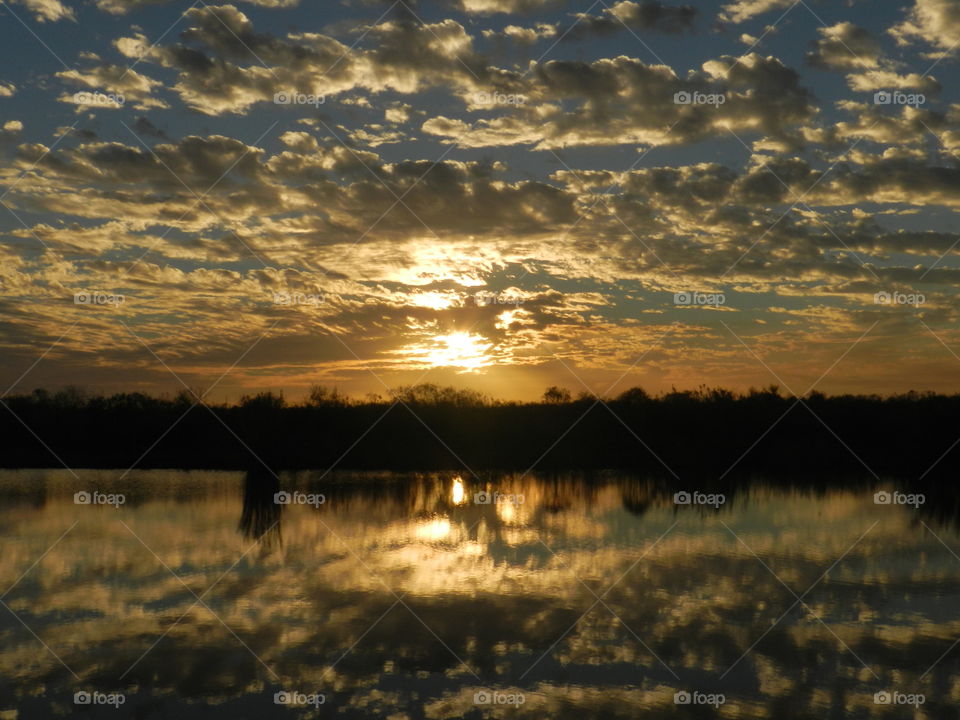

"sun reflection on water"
[415,517,451,541]
[451,476,465,505]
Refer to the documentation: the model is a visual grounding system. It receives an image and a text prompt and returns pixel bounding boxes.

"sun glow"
[428,332,492,369]
[395,331,493,371]
[451,476,466,505]
[409,292,456,310]
[415,517,451,541]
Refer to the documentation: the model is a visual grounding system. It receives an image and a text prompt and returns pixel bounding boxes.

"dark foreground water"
[0,470,958,718]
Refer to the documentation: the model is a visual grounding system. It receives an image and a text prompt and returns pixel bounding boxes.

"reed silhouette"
[3,383,960,482]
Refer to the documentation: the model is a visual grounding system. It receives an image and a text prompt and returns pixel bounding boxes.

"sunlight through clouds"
[394,331,495,371]
[0,0,958,401]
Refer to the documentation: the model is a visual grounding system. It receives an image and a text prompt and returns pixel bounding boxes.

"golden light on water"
[451,476,466,505]
[415,517,452,541]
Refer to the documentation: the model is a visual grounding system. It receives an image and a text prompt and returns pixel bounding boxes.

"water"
[1,469,958,718]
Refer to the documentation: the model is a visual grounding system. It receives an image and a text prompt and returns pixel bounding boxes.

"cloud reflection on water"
[0,470,958,718]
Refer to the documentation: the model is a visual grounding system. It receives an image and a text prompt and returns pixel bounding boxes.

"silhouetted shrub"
[542,386,571,404]
[306,385,349,407]
[389,384,489,407]
[239,391,286,410]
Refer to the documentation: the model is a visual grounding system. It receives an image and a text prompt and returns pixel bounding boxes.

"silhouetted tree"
[542,386,571,404]
[306,385,349,407]
[390,384,488,407]
[616,387,650,404]
[53,385,87,408]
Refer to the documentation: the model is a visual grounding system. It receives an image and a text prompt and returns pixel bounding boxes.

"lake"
[0,469,957,718]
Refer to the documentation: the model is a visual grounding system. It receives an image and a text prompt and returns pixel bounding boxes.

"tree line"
[2,383,958,480]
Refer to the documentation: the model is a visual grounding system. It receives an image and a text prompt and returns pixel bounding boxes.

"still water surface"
[1,469,958,718]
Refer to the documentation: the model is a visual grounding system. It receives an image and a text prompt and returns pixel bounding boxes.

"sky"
[1,0,959,402]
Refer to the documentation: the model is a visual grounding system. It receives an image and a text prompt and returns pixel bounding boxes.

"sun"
[427,332,493,370]
[394,331,493,371]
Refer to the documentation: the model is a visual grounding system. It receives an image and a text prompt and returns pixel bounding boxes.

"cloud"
[385,103,413,123]
[10,0,74,22]
[426,53,816,149]
[719,0,794,24]
[0,120,23,148]
[804,101,958,152]
[347,123,409,147]
[13,126,960,296]
[55,64,167,112]
[3,0,960,396]
[450,0,558,14]
[482,2,697,43]
[4,133,580,256]
[567,0,697,37]
[4,121,960,395]
[804,21,941,95]
[482,22,557,43]
[132,116,168,139]
[115,5,497,115]
[94,0,298,13]
[11,220,152,254]
[731,151,960,210]
[891,0,960,53]
[844,69,940,93]
[15,134,266,191]
[806,22,881,70]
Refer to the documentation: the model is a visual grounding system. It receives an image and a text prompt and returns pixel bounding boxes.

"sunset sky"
[1,0,959,401]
